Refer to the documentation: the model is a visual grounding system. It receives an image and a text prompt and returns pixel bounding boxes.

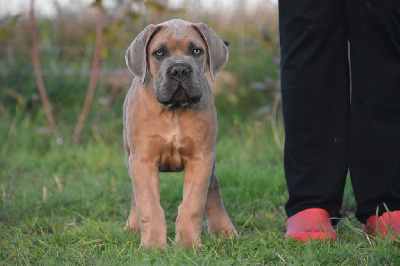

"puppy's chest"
[157,126,194,172]
[144,109,199,172]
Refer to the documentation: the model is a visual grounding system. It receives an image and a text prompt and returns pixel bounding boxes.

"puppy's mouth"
[159,83,201,108]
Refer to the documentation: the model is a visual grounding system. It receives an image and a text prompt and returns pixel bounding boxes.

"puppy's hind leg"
[205,157,238,238]
[124,189,140,232]
[124,129,140,232]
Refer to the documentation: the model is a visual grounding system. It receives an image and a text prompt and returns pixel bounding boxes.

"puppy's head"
[126,19,228,108]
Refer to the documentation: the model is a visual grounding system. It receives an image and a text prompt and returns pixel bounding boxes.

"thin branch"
[90,70,129,126]
[0,98,12,127]
[73,4,105,143]
[29,0,59,137]
[271,94,284,151]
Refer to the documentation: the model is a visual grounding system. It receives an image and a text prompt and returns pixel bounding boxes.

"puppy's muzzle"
[158,63,202,107]
[168,63,190,82]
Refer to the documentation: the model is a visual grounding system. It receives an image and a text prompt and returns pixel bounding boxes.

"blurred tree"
[73,0,105,143]
[0,15,21,44]
[29,0,60,141]
[0,98,12,127]
[0,15,21,127]
[147,0,168,24]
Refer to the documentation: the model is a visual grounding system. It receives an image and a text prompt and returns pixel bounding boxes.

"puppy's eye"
[193,48,202,55]
[155,50,163,56]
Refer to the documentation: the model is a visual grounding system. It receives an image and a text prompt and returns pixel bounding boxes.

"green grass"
[1,116,400,265]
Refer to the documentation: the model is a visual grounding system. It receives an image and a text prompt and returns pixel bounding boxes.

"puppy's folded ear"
[192,23,229,82]
[125,24,163,84]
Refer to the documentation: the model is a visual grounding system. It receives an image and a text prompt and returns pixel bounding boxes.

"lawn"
[2,0,399,264]
[1,115,400,265]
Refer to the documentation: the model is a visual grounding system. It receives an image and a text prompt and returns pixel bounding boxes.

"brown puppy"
[123,19,237,250]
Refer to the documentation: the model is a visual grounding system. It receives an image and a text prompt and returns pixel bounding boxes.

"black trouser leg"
[279,0,350,222]
[347,0,400,223]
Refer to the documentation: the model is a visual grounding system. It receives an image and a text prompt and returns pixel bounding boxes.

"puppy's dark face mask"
[148,28,206,108]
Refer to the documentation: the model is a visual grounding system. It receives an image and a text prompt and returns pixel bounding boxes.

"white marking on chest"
[165,110,182,144]
[167,128,180,143]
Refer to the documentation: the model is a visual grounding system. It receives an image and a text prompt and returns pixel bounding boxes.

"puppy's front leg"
[129,157,167,250]
[175,154,213,248]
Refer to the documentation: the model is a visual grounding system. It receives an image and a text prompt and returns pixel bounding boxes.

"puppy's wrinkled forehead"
[149,20,206,53]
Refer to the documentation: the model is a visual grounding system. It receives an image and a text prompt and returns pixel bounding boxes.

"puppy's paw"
[175,229,202,249]
[140,223,168,251]
[213,227,238,238]
[124,216,140,233]
[207,219,238,238]
[140,239,168,251]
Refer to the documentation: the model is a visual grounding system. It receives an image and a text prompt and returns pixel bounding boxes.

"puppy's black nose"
[169,64,190,81]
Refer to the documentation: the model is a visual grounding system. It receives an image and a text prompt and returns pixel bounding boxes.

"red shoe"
[284,208,337,242]
[364,211,400,239]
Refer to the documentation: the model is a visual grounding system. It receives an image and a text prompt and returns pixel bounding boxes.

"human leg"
[346,0,400,227]
[279,0,350,223]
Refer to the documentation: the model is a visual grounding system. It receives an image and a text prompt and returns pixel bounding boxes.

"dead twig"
[29,0,59,137]
[73,4,105,143]
[90,71,130,126]
[0,98,12,127]
[271,94,284,151]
